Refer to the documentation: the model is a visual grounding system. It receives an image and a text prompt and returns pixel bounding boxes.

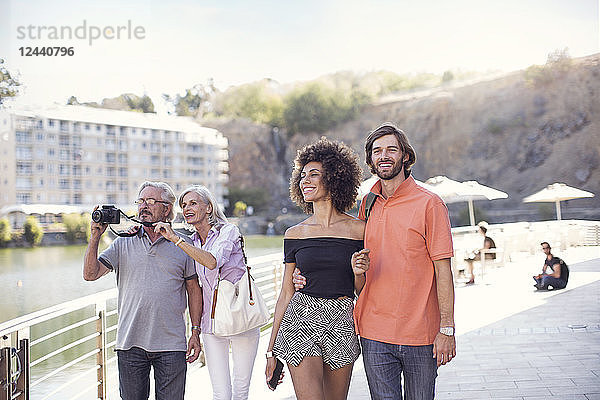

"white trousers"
[202,328,260,400]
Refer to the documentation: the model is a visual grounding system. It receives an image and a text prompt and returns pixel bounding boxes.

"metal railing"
[0,251,283,400]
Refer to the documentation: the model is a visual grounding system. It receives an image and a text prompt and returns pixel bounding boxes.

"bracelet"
[191,325,201,333]
[175,238,184,247]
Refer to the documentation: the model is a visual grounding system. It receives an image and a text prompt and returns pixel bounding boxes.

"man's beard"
[375,160,404,180]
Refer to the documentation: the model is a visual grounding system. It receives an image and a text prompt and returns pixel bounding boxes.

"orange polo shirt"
[354,176,454,345]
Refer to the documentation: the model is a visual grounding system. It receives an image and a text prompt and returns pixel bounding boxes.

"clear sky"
[1,0,598,110]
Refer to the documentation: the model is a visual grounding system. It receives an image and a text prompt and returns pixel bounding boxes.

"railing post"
[96,302,107,400]
[16,328,30,400]
[0,343,11,400]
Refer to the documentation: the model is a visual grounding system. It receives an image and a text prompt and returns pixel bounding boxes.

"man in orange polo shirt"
[295,123,456,399]
[354,123,456,399]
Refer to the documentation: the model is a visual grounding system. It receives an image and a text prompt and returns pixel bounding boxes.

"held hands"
[351,249,370,276]
[432,332,456,367]
[154,221,179,243]
[90,206,108,240]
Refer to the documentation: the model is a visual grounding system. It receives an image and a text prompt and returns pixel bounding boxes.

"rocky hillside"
[204,54,600,223]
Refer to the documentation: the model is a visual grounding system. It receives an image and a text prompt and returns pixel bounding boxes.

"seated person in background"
[464,223,496,284]
[534,242,569,290]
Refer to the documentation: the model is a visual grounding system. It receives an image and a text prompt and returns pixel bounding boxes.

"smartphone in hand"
[268,358,284,390]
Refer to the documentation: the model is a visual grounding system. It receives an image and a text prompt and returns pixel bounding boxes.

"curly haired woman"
[265,137,370,400]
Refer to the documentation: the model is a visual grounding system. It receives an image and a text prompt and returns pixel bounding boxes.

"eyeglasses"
[134,198,169,206]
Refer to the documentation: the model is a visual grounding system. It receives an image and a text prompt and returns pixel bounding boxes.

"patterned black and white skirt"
[273,291,360,370]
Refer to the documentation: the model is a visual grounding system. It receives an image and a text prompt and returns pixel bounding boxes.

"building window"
[85,124,90,131]
[59,179,70,189]
[16,162,32,174]
[48,119,55,127]
[16,193,32,204]
[105,153,116,163]
[15,146,33,159]
[15,131,32,143]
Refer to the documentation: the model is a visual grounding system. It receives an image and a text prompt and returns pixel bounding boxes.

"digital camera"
[91,205,121,224]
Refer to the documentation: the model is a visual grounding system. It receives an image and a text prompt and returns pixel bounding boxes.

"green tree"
[63,213,89,243]
[216,80,284,126]
[23,216,43,246]
[233,201,247,217]
[225,186,271,215]
[66,96,80,105]
[0,58,21,106]
[524,48,572,87]
[442,70,454,83]
[0,218,12,247]
[163,81,216,117]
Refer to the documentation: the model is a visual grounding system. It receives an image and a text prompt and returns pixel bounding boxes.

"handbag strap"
[210,267,222,319]
[240,235,255,305]
[210,234,255,319]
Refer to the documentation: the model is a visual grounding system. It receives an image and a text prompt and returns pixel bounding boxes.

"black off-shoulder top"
[284,237,364,299]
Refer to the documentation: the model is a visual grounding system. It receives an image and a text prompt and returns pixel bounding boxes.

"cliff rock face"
[329,55,600,220]
[208,55,600,221]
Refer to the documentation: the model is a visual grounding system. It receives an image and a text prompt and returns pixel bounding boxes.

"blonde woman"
[154,185,259,400]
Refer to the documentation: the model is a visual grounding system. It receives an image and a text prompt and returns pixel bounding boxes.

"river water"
[0,236,283,399]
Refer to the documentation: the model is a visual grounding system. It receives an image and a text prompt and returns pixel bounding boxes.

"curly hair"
[290,137,362,214]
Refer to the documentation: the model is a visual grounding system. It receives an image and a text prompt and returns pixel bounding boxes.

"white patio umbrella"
[424,176,508,226]
[523,183,594,220]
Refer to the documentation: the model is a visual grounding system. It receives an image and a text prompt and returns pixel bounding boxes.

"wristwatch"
[440,326,455,336]
[266,351,274,359]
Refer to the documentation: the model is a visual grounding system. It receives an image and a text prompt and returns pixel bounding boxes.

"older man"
[83,181,202,400]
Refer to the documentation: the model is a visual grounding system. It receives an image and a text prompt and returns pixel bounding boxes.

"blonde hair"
[178,185,227,229]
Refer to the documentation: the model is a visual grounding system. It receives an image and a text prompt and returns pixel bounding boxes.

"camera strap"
[109,210,166,237]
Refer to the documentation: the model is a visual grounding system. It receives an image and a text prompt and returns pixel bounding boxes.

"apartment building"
[0,105,228,211]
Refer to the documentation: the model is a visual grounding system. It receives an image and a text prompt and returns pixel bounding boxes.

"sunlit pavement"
[186,247,600,399]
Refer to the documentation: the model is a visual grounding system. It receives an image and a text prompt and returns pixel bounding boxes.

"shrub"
[23,216,43,246]
[0,218,11,247]
[63,213,89,243]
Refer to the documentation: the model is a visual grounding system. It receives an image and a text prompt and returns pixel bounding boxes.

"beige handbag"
[210,237,270,336]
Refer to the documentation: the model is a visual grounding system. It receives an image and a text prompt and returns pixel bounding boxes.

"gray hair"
[178,185,227,229]
[137,181,176,222]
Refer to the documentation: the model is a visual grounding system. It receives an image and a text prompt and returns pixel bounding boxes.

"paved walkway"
[186,247,600,399]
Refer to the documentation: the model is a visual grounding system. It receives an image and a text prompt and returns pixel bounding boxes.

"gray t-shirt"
[99,229,197,352]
